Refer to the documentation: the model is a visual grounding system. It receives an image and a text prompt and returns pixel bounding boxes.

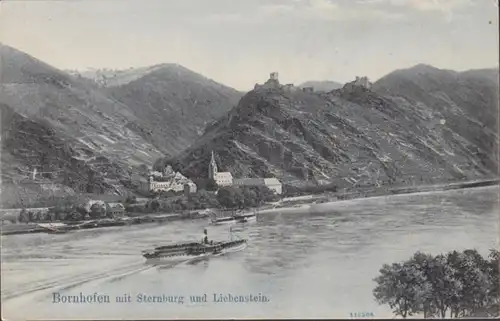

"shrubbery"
[16,195,122,222]
[217,185,279,209]
[283,183,337,197]
[129,185,279,214]
[373,249,500,318]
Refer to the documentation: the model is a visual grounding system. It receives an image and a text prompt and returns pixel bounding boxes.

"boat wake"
[2,260,151,301]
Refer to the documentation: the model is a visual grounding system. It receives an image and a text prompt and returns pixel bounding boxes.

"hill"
[0,44,162,204]
[372,64,499,171]
[73,65,243,155]
[299,80,343,92]
[0,103,126,204]
[160,66,498,190]
[0,44,241,204]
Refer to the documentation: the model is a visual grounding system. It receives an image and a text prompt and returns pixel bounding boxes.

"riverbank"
[2,178,497,236]
[0,211,210,236]
[273,178,500,209]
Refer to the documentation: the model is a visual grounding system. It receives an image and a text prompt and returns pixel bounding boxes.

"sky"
[0,0,498,90]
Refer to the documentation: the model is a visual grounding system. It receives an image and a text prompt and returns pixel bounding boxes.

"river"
[1,186,498,319]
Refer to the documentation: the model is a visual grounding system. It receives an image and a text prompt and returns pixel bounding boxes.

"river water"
[1,186,498,319]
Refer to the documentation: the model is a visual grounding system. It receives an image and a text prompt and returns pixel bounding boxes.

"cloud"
[369,0,477,11]
[360,0,481,22]
[205,0,405,24]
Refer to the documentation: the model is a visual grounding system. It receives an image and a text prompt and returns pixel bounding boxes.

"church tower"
[208,150,218,179]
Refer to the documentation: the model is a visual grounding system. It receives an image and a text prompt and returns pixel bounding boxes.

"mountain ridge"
[0,44,242,204]
[2,43,497,202]
[160,66,498,190]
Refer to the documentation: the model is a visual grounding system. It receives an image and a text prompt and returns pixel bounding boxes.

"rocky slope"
[1,103,126,203]
[162,66,498,190]
[0,45,240,203]
[372,64,498,172]
[73,65,243,155]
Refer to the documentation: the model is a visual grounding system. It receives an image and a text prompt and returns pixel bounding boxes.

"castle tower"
[208,150,218,179]
[270,72,279,81]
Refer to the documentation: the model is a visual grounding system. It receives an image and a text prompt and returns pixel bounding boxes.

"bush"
[373,249,500,318]
[124,195,137,204]
[125,185,278,215]
[192,178,218,192]
[283,183,337,197]
[217,185,278,209]
[205,179,218,192]
[89,203,106,219]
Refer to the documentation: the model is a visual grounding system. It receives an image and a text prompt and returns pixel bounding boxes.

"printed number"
[350,312,375,318]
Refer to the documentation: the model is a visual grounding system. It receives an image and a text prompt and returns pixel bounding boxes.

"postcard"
[1,0,499,319]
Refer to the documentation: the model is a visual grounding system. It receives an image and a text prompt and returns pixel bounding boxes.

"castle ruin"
[341,76,373,93]
[254,72,283,90]
[354,76,372,89]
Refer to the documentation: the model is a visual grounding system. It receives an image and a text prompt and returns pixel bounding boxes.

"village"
[0,146,288,234]
[0,73,377,234]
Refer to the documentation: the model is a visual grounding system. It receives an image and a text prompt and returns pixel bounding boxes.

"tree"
[187,190,219,210]
[68,211,83,221]
[373,261,431,318]
[374,250,500,319]
[147,200,160,212]
[124,195,137,204]
[217,186,243,209]
[205,179,218,191]
[406,252,437,318]
[105,203,114,218]
[18,209,30,223]
[487,249,500,316]
[89,203,106,219]
[424,254,462,318]
[28,211,37,222]
[242,187,257,208]
[75,205,88,219]
[445,249,492,317]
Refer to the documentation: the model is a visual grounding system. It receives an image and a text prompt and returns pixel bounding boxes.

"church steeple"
[208,150,218,179]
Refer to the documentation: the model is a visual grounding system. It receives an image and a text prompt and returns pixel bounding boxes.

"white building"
[209,150,282,194]
[147,165,197,193]
[107,203,125,217]
[233,178,283,195]
[208,151,234,186]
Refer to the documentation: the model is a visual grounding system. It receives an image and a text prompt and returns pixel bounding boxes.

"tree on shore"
[89,203,106,219]
[373,260,432,318]
[217,186,243,209]
[373,249,500,318]
[124,195,137,204]
[217,185,278,210]
[18,209,29,223]
[205,179,218,192]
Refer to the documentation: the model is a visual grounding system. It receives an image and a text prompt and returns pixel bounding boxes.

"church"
[208,151,282,194]
[208,151,234,186]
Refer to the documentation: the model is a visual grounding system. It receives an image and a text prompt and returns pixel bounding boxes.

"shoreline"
[2,178,498,236]
[279,178,500,207]
[0,212,210,236]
